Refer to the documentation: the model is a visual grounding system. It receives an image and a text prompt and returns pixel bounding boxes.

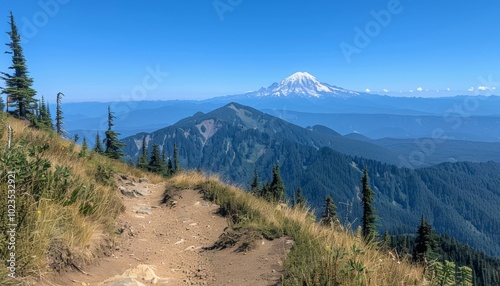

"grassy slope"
[168,172,424,285]
[0,115,163,285]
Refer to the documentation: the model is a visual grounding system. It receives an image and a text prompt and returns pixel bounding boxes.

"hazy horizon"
[1,1,499,102]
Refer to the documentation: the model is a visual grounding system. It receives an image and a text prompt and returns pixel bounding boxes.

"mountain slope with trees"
[122,103,500,259]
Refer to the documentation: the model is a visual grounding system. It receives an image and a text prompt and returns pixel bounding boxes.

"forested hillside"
[390,231,500,285]
[121,103,500,259]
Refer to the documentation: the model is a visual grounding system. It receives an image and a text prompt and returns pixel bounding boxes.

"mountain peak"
[251,72,361,98]
[281,72,318,84]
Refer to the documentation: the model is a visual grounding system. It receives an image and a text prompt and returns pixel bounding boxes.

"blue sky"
[1,0,499,102]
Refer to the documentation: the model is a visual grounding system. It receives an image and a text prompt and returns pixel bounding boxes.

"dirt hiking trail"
[37,175,291,286]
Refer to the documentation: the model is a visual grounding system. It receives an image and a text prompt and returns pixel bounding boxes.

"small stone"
[120,187,138,198]
[139,178,149,183]
[134,189,149,196]
[136,206,152,215]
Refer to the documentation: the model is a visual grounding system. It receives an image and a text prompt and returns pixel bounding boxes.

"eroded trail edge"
[39,175,289,286]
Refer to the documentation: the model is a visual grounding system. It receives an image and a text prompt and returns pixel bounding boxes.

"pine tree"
[173,143,180,173]
[104,106,125,159]
[160,148,168,176]
[320,196,338,227]
[250,167,259,194]
[295,187,306,208]
[79,137,88,157]
[94,131,103,153]
[148,144,162,173]
[55,92,66,137]
[38,96,52,130]
[45,101,53,130]
[167,158,173,176]
[361,167,378,241]
[137,136,148,170]
[0,12,37,118]
[260,182,271,200]
[269,163,285,203]
[413,215,434,263]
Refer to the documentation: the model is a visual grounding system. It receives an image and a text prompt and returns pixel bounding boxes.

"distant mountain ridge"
[61,72,500,148]
[122,102,401,165]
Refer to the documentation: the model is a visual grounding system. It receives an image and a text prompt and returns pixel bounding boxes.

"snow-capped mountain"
[250,72,361,98]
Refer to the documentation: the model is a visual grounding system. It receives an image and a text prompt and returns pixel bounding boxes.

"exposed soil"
[36,176,291,286]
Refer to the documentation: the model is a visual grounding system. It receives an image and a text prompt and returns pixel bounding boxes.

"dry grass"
[0,115,159,284]
[168,171,425,286]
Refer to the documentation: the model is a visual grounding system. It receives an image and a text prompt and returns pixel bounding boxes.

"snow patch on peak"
[250,72,361,98]
[282,72,318,84]
[271,72,334,97]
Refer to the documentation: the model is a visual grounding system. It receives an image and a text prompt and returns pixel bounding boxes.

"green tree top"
[1,12,37,118]
[173,143,180,173]
[269,163,285,203]
[361,167,378,241]
[38,96,53,130]
[94,131,103,153]
[320,195,338,227]
[137,136,148,170]
[295,187,306,208]
[56,92,67,137]
[250,167,259,194]
[413,215,436,263]
[148,144,162,173]
[104,106,125,159]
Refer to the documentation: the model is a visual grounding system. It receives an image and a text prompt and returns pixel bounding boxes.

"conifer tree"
[94,131,103,153]
[167,158,173,175]
[361,167,378,241]
[148,144,162,173]
[79,137,88,157]
[413,215,435,263]
[173,143,180,173]
[104,106,125,159]
[137,136,148,170]
[1,12,37,118]
[269,163,285,203]
[56,92,66,137]
[320,196,338,227]
[295,187,306,208]
[45,101,53,130]
[160,148,168,176]
[38,96,53,130]
[250,167,259,194]
[260,182,271,200]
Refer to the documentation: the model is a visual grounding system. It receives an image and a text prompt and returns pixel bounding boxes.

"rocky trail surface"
[37,175,290,286]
